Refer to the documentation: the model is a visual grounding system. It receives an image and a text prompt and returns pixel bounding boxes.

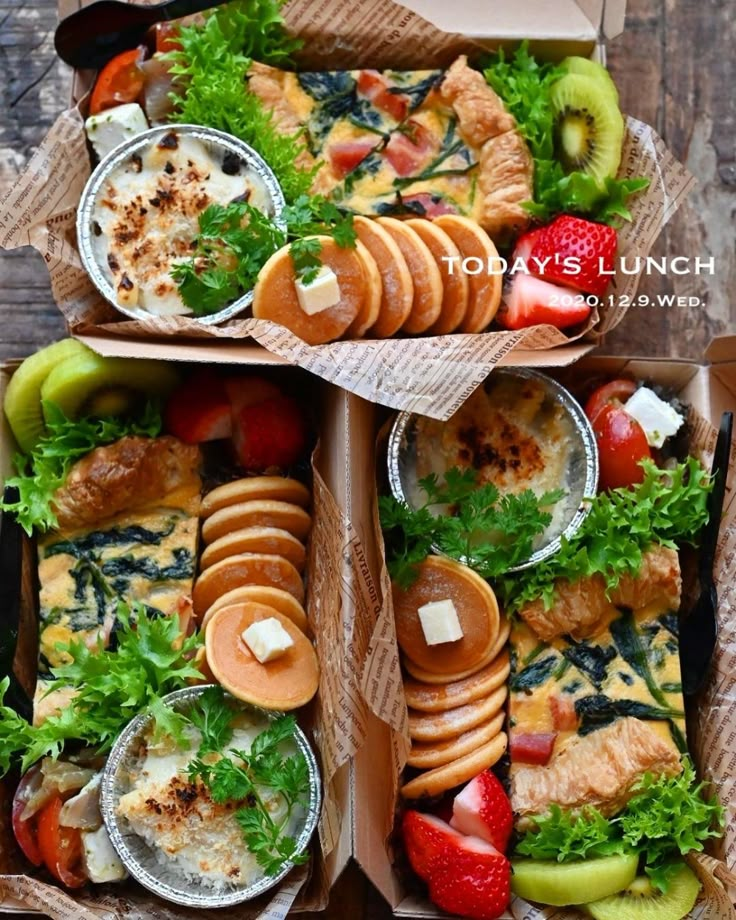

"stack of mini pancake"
[392,556,510,799]
[192,476,319,710]
[252,215,503,345]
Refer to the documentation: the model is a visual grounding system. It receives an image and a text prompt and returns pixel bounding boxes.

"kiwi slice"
[4,338,90,452]
[551,73,625,182]
[561,56,620,106]
[40,352,180,422]
[511,852,639,906]
[585,863,700,920]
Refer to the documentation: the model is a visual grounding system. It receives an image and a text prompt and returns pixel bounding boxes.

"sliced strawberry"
[496,274,591,331]
[223,376,281,415]
[530,215,617,297]
[450,770,513,853]
[233,393,308,471]
[356,69,409,121]
[509,731,557,765]
[164,371,232,443]
[510,227,546,267]
[402,811,458,882]
[549,694,579,731]
[328,139,379,178]
[428,833,510,920]
[384,121,434,176]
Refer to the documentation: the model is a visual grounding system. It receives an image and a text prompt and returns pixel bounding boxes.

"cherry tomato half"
[593,404,652,492]
[11,764,44,866]
[36,796,87,889]
[584,378,637,424]
[89,46,148,116]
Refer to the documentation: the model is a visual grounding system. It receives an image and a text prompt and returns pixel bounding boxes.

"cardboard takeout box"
[0,352,366,919]
[0,0,695,419]
[339,340,736,918]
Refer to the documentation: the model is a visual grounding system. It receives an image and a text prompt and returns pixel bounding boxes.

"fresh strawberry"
[496,274,591,331]
[510,226,546,267]
[450,770,513,852]
[223,376,281,414]
[233,393,308,471]
[428,833,510,920]
[164,371,232,443]
[530,214,617,297]
[402,811,457,881]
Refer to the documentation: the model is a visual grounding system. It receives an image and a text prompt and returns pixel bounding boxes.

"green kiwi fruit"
[40,352,180,422]
[4,338,90,452]
[561,56,620,106]
[585,863,700,920]
[551,72,625,182]
[511,852,639,906]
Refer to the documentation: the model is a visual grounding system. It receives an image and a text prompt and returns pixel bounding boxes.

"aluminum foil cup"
[77,124,286,325]
[387,367,599,572]
[100,685,321,909]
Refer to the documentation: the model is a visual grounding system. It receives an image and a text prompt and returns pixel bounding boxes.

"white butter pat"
[242,618,294,663]
[295,266,341,315]
[418,599,463,646]
[82,825,128,883]
[624,386,684,448]
[85,103,149,161]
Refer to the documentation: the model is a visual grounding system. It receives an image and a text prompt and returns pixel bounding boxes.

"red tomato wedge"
[154,22,182,54]
[89,46,148,115]
[37,796,87,889]
[328,139,378,178]
[384,122,433,176]
[593,403,652,492]
[509,732,557,765]
[11,765,44,866]
[584,378,637,424]
[356,69,409,121]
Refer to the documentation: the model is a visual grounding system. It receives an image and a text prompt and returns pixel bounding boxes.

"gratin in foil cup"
[77,124,286,325]
[387,367,599,573]
[99,685,321,909]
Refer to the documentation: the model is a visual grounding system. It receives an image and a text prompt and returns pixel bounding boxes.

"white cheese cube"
[418,599,464,646]
[85,103,149,161]
[242,617,294,663]
[82,825,128,883]
[624,386,684,448]
[295,266,341,315]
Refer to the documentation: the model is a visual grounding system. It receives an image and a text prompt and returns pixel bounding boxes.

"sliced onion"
[141,56,179,125]
[59,773,103,830]
[21,759,95,821]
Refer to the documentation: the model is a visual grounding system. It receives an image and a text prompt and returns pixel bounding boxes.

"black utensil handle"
[699,411,733,579]
[161,0,225,21]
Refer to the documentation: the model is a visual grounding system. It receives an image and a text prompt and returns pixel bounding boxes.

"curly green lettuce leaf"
[515,760,723,893]
[0,401,162,535]
[0,603,203,775]
[483,42,649,224]
[165,1,316,203]
[498,457,711,613]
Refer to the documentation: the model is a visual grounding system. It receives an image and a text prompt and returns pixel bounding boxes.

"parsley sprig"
[498,457,711,613]
[0,604,203,775]
[172,195,356,313]
[0,401,162,535]
[379,466,564,588]
[188,713,311,877]
[515,760,724,892]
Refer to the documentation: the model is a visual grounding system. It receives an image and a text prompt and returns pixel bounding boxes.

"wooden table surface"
[0,1,735,917]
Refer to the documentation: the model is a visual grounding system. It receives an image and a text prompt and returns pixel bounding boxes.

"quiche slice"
[248,56,533,241]
[508,549,686,826]
[34,436,201,720]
